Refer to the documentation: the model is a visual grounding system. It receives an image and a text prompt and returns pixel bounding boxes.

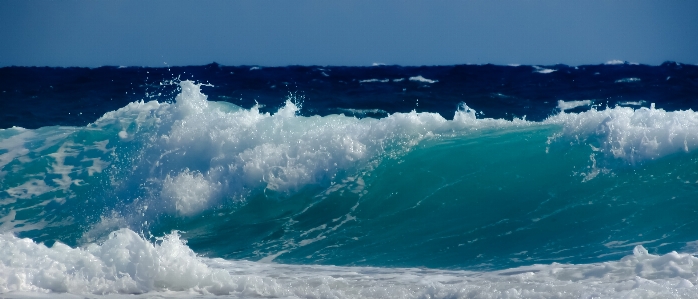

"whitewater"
[2,63,698,298]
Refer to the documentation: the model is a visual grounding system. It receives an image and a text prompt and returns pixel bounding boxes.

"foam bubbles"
[546,105,698,164]
[0,128,33,180]
[533,66,556,73]
[162,169,220,215]
[0,229,240,295]
[2,229,698,298]
[615,78,641,83]
[359,78,390,83]
[408,76,438,83]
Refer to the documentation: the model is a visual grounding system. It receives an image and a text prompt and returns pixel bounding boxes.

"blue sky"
[1,0,697,67]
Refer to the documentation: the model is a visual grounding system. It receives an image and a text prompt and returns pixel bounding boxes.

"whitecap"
[557,100,592,111]
[615,78,641,83]
[409,76,438,83]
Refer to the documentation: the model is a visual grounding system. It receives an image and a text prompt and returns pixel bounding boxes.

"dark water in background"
[2,62,697,129]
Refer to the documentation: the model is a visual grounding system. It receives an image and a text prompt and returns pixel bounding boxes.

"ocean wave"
[2,81,698,223]
[3,64,698,298]
[3,81,530,216]
[2,81,698,272]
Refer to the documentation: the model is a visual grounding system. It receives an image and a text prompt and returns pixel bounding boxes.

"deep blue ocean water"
[2,62,698,298]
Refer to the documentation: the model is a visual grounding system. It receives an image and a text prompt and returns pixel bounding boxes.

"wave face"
[2,63,698,297]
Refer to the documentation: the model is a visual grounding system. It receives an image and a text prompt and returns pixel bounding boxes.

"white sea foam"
[161,169,220,215]
[615,78,641,83]
[533,66,556,74]
[359,78,389,83]
[0,229,241,295]
[545,105,698,164]
[1,228,698,298]
[79,213,129,243]
[0,210,47,234]
[4,179,52,200]
[0,128,33,180]
[0,126,82,211]
[409,76,438,83]
[618,100,646,106]
[336,108,389,117]
[557,100,592,111]
[605,60,626,65]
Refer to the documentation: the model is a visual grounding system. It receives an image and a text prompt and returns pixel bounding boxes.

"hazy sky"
[1,0,697,67]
